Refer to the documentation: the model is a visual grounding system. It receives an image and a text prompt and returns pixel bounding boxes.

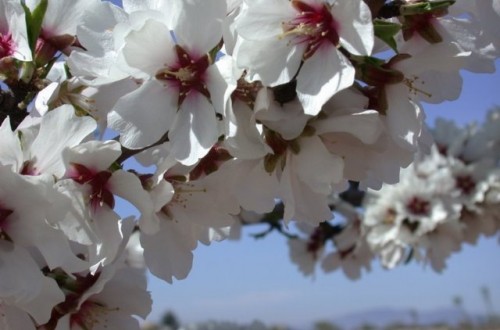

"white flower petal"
[141,218,195,283]
[313,109,382,144]
[0,118,23,171]
[108,170,159,234]
[109,80,177,149]
[386,84,425,151]
[235,0,295,40]
[30,105,97,177]
[235,37,304,86]
[0,241,43,305]
[225,100,270,159]
[95,267,151,319]
[171,0,226,54]
[297,46,354,115]
[169,94,219,165]
[122,19,176,77]
[294,136,344,195]
[332,0,374,56]
[0,304,36,330]
[16,277,64,325]
[280,159,333,224]
[63,140,121,173]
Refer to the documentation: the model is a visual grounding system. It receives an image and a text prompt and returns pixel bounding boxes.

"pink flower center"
[0,33,15,59]
[406,196,430,216]
[20,160,41,176]
[233,76,263,108]
[69,163,115,210]
[455,174,476,195]
[436,143,448,156]
[155,45,211,107]
[306,226,326,258]
[281,1,340,59]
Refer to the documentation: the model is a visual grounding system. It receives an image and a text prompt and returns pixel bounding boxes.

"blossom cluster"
[0,0,499,328]
[287,107,500,278]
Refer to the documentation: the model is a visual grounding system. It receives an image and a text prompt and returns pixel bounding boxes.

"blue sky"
[101,0,500,325]
[147,235,500,326]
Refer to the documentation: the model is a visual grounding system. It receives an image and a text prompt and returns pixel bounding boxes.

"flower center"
[70,300,118,330]
[155,45,211,107]
[233,75,263,108]
[306,226,326,258]
[455,174,476,195]
[20,160,40,176]
[406,196,430,216]
[280,1,339,59]
[404,75,433,99]
[263,129,301,173]
[68,163,115,210]
[0,33,15,59]
[161,182,207,217]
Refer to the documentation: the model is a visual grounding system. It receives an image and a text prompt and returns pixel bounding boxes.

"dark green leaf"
[373,19,401,52]
[22,0,48,55]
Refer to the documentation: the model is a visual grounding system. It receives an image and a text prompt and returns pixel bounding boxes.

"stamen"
[175,187,207,194]
[404,76,433,98]
[155,45,211,107]
[278,1,339,59]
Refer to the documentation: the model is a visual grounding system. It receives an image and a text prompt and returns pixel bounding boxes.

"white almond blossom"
[108,0,230,165]
[0,104,96,178]
[67,1,131,85]
[218,86,384,224]
[361,110,500,271]
[34,62,138,133]
[363,164,462,269]
[51,219,151,330]
[321,227,373,280]
[54,140,157,270]
[234,0,374,115]
[0,165,87,273]
[140,163,238,282]
[398,0,499,73]
[0,241,64,325]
